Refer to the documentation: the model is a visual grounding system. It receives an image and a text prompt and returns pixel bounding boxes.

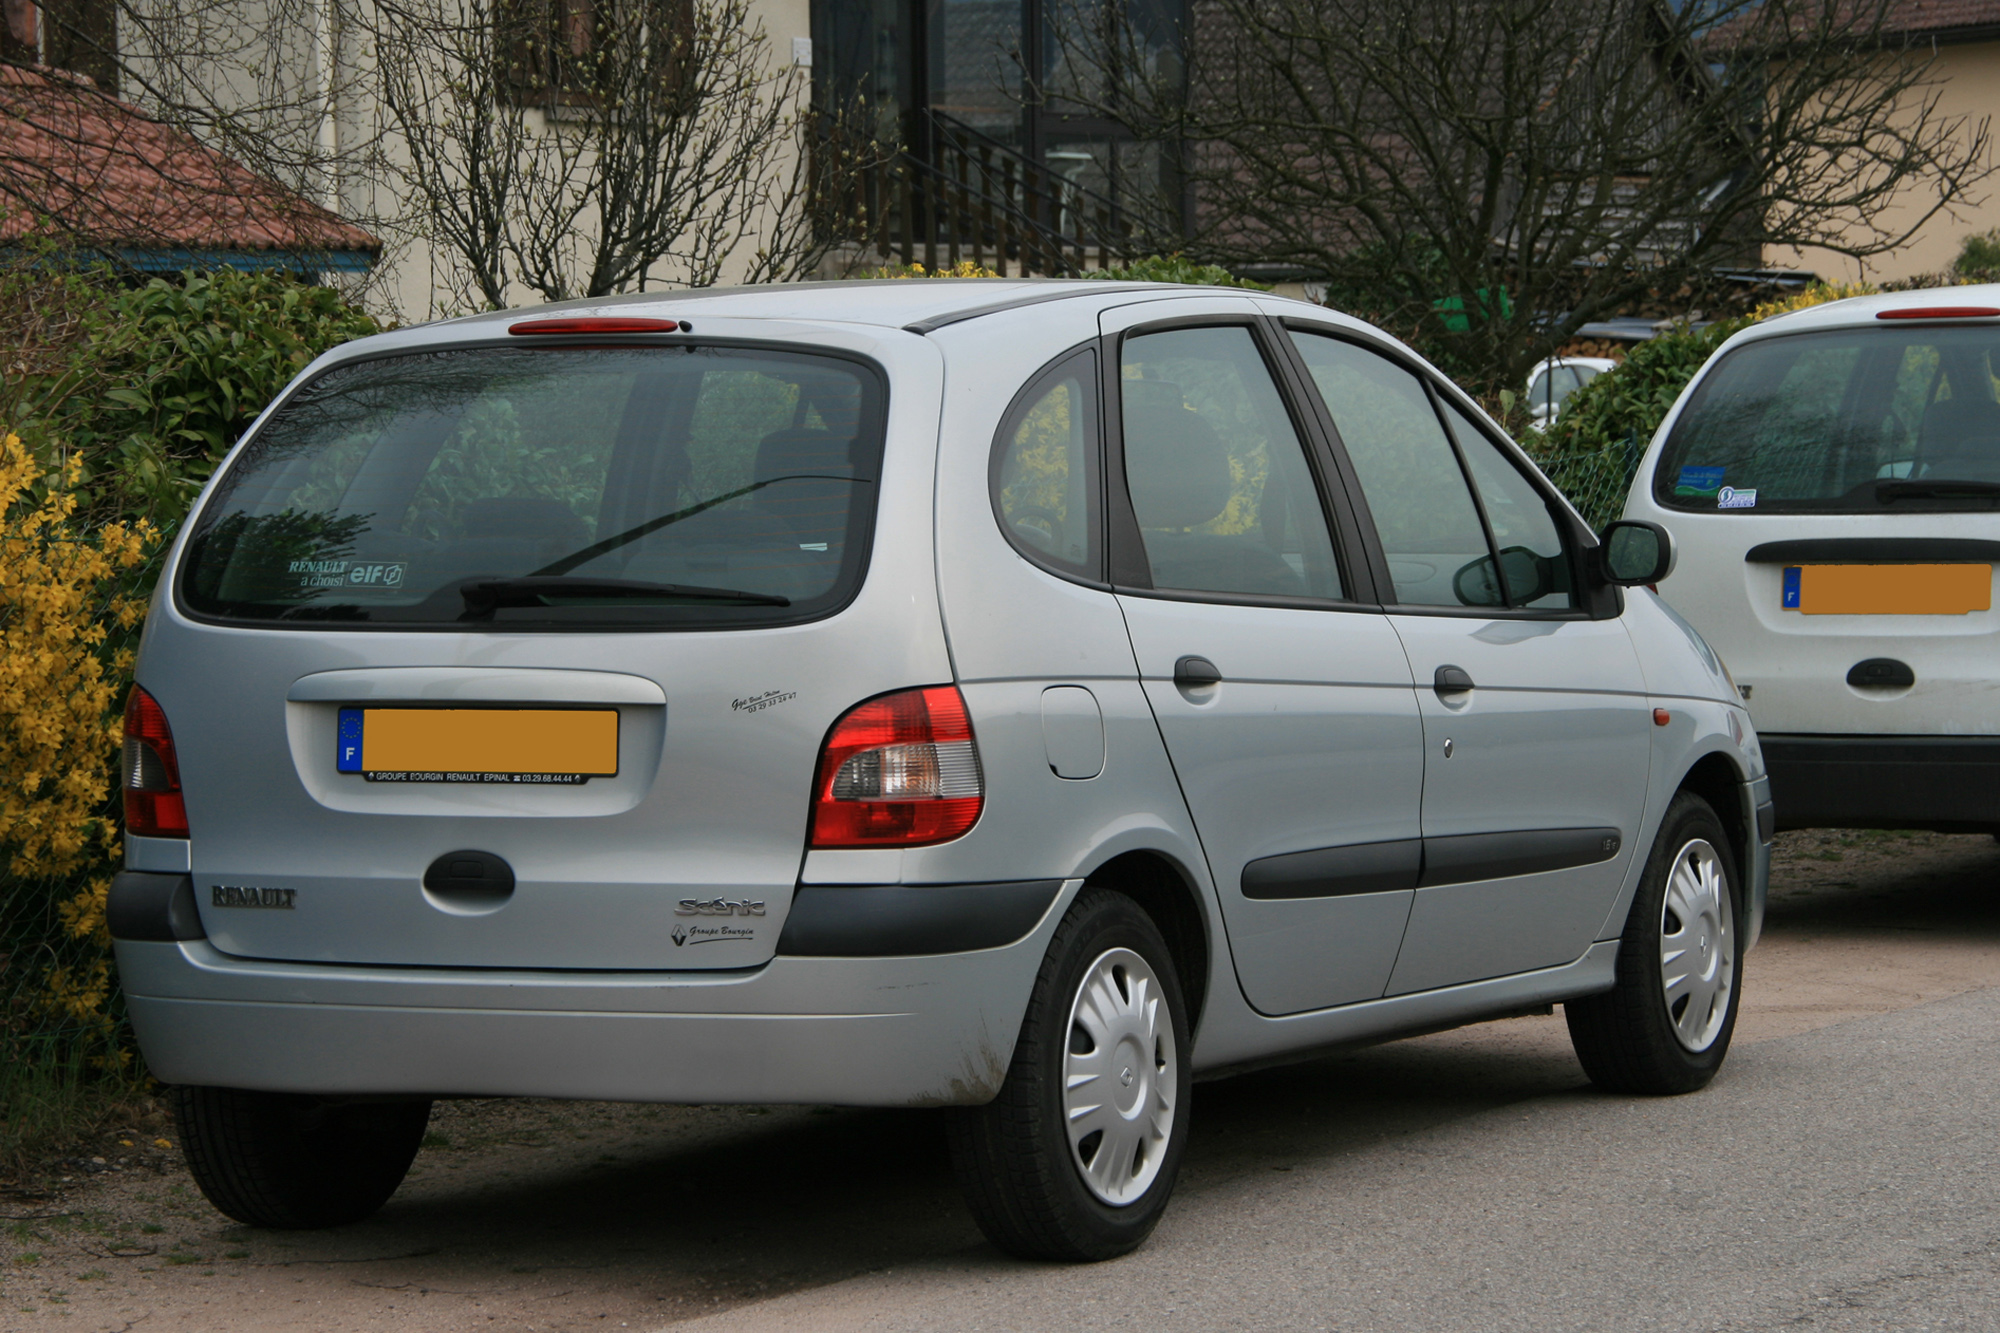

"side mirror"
[1597,520,1675,586]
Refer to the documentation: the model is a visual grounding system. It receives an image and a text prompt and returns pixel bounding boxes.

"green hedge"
[9,268,381,532]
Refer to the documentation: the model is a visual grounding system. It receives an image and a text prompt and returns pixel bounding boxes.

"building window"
[502,0,693,108]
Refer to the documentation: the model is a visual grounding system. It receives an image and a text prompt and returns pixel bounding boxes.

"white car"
[1623,285,2000,833]
[1526,355,1617,429]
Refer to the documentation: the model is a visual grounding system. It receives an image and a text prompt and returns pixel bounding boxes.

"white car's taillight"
[810,686,983,848]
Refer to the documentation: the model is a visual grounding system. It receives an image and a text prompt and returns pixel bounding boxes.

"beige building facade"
[1771,5,2000,285]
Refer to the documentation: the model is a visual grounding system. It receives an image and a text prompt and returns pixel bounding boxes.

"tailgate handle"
[1434,664,1476,696]
[1174,656,1223,688]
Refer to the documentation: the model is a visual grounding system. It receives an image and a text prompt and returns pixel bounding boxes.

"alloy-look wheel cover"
[1659,837,1735,1052]
[1063,947,1178,1206]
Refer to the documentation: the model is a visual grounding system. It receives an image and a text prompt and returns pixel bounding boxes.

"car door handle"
[1434,664,1475,696]
[1174,655,1223,688]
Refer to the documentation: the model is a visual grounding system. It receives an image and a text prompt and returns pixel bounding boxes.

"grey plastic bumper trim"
[776,880,1065,957]
[107,872,205,942]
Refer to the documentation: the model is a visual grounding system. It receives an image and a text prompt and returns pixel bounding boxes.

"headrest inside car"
[755,427,858,489]
[1122,384,1232,530]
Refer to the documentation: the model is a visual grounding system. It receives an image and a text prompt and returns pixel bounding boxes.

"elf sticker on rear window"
[1717,486,1758,509]
[1675,466,1725,497]
[286,559,408,591]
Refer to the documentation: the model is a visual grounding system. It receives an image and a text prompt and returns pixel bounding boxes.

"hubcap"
[1659,837,1735,1052]
[1064,947,1178,1206]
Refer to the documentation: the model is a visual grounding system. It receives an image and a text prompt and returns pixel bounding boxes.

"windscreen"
[181,345,887,628]
[1655,325,2000,513]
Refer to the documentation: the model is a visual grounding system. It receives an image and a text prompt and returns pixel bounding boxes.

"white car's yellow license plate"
[1781,563,1991,615]
[335,708,618,783]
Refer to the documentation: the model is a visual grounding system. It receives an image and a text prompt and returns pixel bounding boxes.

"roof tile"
[0,65,378,258]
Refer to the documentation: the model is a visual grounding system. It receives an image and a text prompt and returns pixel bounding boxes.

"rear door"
[1281,323,1651,993]
[157,328,948,970]
[1100,301,1425,1016]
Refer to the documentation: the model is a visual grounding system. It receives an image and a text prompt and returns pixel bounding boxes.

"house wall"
[1768,39,2000,286]
[116,0,816,325]
[352,0,816,324]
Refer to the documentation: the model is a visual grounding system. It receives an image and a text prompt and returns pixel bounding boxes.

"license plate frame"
[336,707,619,784]
[1780,563,1992,616]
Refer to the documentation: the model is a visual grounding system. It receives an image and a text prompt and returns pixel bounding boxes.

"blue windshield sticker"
[337,708,364,773]
[1676,465,1726,497]
[1718,486,1758,509]
[1782,567,1801,609]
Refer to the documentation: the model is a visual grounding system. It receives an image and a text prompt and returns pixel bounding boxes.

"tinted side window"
[992,349,1100,577]
[1442,401,1577,610]
[1118,326,1343,600]
[1289,332,1492,607]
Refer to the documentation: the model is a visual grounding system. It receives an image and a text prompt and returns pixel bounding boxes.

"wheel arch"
[1079,849,1212,1035]
[1674,749,1752,906]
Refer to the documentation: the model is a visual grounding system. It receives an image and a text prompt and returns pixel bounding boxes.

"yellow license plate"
[1781,563,1992,615]
[336,708,618,783]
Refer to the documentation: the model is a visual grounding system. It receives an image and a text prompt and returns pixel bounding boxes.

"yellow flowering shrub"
[0,432,155,1049]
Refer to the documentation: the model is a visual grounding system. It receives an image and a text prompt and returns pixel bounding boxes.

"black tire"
[172,1086,432,1229]
[948,889,1193,1262]
[1567,791,1743,1095]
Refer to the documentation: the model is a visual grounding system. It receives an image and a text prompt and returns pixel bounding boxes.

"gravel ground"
[3,827,1995,1332]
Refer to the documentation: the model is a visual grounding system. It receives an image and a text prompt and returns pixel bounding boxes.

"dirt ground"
[5,827,1997,1332]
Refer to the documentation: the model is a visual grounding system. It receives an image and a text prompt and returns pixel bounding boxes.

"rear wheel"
[173,1086,431,1229]
[1567,791,1742,1095]
[949,889,1191,1261]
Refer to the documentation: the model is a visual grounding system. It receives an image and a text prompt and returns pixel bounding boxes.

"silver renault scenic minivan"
[110,281,1770,1261]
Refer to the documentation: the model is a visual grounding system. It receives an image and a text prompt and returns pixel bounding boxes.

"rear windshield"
[181,345,887,628]
[1655,325,2000,514]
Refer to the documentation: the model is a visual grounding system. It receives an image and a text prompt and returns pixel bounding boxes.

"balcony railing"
[819,111,1166,276]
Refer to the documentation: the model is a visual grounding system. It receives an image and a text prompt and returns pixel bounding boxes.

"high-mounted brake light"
[809,686,984,848]
[507,316,689,335]
[123,686,187,838]
[1876,307,2000,320]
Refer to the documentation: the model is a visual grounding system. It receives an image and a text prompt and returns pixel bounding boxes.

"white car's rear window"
[181,345,887,628]
[1655,325,2000,513]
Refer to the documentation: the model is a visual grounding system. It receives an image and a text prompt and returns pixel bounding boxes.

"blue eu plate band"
[337,707,364,772]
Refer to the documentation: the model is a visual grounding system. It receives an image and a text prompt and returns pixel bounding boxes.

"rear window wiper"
[458,576,789,617]
[534,473,867,577]
[1874,479,2000,502]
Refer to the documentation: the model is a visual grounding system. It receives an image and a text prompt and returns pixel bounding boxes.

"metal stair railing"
[816,110,1167,275]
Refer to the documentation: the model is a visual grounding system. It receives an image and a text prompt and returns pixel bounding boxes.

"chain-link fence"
[1526,431,1644,533]
[0,869,137,1168]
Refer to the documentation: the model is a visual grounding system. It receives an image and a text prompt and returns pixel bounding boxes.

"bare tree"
[1054,0,1993,388]
[369,0,852,308]
[1,0,860,316]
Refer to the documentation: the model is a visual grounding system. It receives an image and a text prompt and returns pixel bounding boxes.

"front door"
[1284,325,1652,993]
[1101,302,1424,1016]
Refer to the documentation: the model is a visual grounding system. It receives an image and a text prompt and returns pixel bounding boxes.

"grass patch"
[0,1044,158,1182]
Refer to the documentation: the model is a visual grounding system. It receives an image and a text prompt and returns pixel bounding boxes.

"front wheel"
[173,1086,432,1229]
[948,889,1192,1261]
[1567,791,1742,1095]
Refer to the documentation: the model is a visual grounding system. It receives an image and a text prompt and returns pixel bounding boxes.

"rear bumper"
[113,879,1078,1107]
[1763,735,2000,833]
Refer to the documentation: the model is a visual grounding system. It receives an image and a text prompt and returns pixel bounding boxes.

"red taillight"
[123,686,187,838]
[809,686,984,848]
[507,316,688,335]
